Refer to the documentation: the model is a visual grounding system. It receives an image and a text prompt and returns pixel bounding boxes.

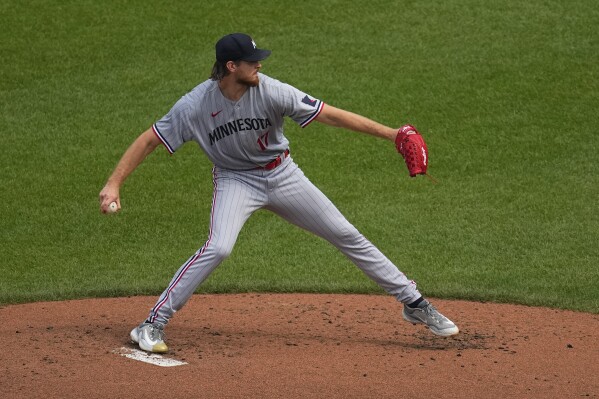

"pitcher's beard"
[236,74,260,87]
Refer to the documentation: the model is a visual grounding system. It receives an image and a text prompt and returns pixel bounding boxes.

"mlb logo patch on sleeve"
[301,95,317,107]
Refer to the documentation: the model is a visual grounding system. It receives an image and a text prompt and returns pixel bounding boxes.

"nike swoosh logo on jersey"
[211,110,223,117]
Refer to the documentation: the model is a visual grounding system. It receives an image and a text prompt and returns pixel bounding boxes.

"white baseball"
[107,201,118,214]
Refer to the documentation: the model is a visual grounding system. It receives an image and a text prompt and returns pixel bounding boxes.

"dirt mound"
[1,294,597,398]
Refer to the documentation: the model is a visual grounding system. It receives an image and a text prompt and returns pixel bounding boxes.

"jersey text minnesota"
[210,117,272,145]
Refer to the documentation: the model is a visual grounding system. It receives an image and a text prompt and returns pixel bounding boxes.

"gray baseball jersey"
[152,73,323,170]
[144,73,421,326]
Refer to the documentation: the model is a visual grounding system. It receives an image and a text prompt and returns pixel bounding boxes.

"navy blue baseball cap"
[215,33,271,62]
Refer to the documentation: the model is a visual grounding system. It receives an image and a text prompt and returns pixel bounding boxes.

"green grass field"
[1,0,597,312]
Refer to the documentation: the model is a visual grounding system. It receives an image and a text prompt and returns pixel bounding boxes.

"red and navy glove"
[394,124,428,177]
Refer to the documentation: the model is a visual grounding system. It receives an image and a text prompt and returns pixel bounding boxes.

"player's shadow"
[176,325,492,352]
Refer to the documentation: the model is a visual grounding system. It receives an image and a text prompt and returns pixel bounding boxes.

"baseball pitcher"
[99,33,458,353]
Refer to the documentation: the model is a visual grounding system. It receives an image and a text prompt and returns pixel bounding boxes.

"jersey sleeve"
[271,82,324,128]
[152,97,195,154]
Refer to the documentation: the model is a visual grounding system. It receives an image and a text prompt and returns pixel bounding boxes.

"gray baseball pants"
[148,156,421,325]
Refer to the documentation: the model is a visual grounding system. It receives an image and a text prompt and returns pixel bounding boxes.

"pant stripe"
[149,168,219,323]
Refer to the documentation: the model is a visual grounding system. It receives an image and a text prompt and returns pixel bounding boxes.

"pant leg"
[148,168,264,325]
[267,163,421,303]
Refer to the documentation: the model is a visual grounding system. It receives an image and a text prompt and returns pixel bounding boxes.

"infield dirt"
[1,294,597,398]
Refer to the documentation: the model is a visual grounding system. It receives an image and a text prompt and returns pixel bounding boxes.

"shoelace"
[423,304,446,324]
[148,325,165,341]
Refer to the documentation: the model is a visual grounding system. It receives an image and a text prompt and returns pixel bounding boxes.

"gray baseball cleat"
[130,322,168,353]
[402,301,459,337]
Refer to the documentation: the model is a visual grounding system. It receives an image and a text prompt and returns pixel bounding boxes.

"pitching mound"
[1,294,597,398]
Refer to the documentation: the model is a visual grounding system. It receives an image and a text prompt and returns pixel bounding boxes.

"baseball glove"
[394,124,428,177]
